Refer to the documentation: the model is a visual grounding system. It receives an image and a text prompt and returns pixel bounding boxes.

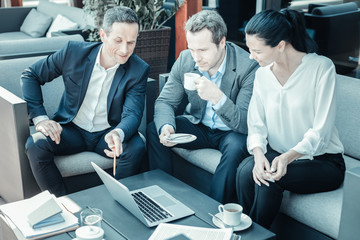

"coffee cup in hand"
[218,203,243,226]
[184,72,200,90]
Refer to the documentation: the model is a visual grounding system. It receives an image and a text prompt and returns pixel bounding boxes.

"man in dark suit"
[147,10,258,203]
[22,6,149,196]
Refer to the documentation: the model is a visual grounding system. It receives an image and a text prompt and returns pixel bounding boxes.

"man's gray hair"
[102,6,139,34]
[185,10,227,45]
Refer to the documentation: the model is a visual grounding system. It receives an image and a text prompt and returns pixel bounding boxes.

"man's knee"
[25,133,52,162]
[236,156,254,181]
[223,135,248,158]
[125,134,146,156]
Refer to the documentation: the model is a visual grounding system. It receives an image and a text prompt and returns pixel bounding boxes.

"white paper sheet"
[149,223,233,240]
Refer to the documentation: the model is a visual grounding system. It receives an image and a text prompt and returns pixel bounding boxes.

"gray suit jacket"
[154,42,258,135]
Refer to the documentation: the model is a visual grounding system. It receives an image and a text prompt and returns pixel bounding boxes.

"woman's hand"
[252,147,272,187]
[270,150,303,181]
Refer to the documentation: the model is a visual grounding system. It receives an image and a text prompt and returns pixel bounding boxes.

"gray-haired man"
[23,6,149,196]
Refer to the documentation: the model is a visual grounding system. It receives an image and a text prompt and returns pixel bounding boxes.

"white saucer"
[163,133,197,144]
[212,212,252,231]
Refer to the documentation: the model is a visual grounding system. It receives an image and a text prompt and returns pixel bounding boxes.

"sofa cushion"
[20,9,53,37]
[280,155,360,239]
[280,187,343,239]
[37,0,93,29]
[46,14,78,38]
[172,147,222,174]
[55,152,112,177]
[0,32,33,41]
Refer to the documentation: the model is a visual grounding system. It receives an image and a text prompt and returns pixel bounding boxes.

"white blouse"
[247,53,344,159]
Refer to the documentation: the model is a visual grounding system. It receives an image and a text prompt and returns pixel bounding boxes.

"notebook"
[91,162,194,227]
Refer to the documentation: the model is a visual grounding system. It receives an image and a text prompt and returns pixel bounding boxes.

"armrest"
[52,29,90,41]
[159,73,170,93]
[0,87,39,202]
[0,7,33,33]
[338,167,360,239]
[146,78,156,125]
[138,78,156,136]
[0,35,84,60]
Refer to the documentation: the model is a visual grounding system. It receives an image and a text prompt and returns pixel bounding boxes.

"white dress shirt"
[72,47,118,132]
[247,53,344,159]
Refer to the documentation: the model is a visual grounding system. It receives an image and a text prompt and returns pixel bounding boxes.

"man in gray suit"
[147,10,258,203]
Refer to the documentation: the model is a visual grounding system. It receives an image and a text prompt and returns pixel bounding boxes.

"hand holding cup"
[184,72,200,90]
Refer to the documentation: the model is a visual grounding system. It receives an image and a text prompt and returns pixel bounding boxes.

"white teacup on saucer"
[218,203,243,226]
[212,212,252,231]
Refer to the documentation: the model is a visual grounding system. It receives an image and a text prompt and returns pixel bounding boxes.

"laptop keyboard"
[132,191,173,223]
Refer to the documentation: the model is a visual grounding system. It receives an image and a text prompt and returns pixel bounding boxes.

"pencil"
[112,146,116,176]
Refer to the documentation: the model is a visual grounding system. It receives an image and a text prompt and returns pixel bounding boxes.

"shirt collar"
[95,45,120,71]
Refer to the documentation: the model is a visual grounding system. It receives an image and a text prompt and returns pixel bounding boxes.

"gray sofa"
[0,0,94,59]
[159,73,360,239]
[0,55,156,203]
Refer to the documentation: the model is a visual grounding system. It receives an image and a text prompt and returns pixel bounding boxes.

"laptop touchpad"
[153,195,176,207]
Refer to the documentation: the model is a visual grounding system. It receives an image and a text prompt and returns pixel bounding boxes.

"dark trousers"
[147,116,248,203]
[236,146,346,228]
[25,122,145,197]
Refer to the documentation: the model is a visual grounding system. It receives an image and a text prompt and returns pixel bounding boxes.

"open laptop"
[91,162,194,227]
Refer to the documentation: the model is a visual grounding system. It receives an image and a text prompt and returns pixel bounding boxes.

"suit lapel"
[220,44,236,98]
[107,65,126,112]
[79,45,101,105]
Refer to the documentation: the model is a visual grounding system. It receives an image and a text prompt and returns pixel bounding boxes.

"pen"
[111,146,116,176]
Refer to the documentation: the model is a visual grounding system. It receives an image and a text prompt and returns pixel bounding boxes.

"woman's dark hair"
[245,9,317,53]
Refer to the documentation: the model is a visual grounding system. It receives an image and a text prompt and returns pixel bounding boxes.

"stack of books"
[0,191,78,240]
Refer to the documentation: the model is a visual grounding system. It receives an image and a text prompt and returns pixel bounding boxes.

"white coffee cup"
[184,72,200,90]
[75,226,104,240]
[218,203,243,226]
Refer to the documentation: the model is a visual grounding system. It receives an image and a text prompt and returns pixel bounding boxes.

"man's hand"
[36,120,62,144]
[194,76,223,105]
[159,125,176,147]
[104,130,123,158]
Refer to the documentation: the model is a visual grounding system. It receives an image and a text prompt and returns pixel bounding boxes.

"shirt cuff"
[33,115,49,126]
[114,128,125,143]
[159,124,175,135]
[212,93,227,111]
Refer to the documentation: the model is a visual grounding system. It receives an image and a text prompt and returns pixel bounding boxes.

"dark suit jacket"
[154,42,258,135]
[21,41,150,142]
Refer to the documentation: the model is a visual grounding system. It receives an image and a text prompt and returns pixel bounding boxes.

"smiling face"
[246,34,281,67]
[100,22,138,67]
[186,28,226,76]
